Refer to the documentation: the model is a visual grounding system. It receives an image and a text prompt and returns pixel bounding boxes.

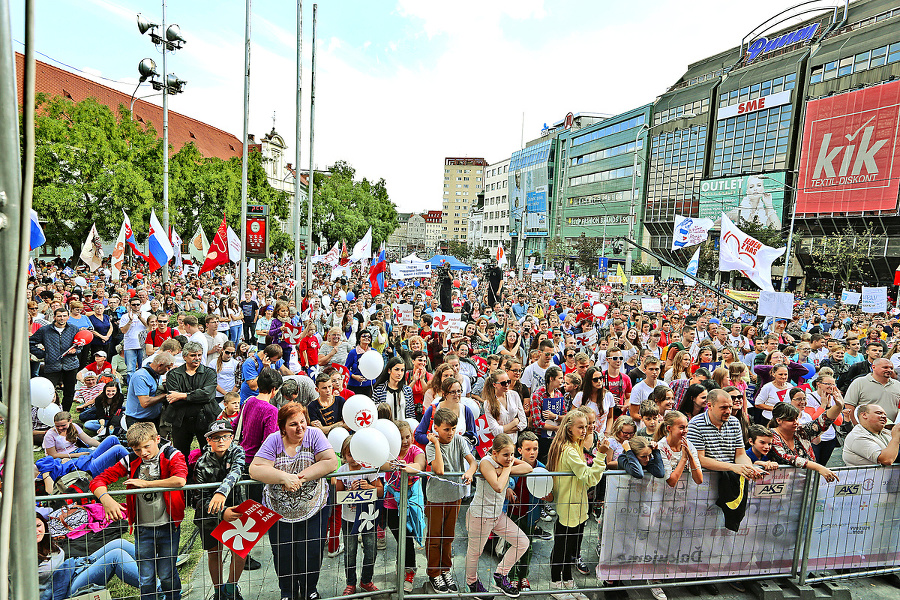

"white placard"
[389,262,431,279]
[542,270,556,280]
[393,303,413,326]
[840,289,861,305]
[757,291,794,319]
[641,298,662,312]
[861,286,887,313]
[431,312,462,333]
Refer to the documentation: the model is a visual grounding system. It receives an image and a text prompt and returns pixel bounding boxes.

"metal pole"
[306,4,317,295]
[517,202,526,280]
[293,0,303,307]
[396,472,409,600]
[780,190,798,292]
[0,0,39,595]
[239,0,251,299]
[626,124,646,293]
[161,0,169,284]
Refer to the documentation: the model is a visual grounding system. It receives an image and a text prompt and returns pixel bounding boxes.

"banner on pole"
[840,289,861,305]
[861,287,888,313]
[389,262,431,279]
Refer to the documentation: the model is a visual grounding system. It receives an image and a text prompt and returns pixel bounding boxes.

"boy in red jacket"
[91,422,188,600]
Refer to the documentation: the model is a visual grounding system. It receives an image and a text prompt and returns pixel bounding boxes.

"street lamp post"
[758,174,798,292]
[137,7,186,283]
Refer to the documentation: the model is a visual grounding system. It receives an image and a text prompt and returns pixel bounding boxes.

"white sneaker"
[565,580,589,600]
[550,581,575,600]
[651,586,667,600]
[326,541,344,558]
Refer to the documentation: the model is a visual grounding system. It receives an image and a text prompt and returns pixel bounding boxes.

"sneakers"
[575,555,590,575]
[493,572,520,598]
[404,570,415,592]
[243,556,262,571]
[327,541,345,558]
[376,526,386,550]
[546,506,557,517]
[468,579,490,600]
[565,580,589,600]
[651,585,668,600]
[341,585,356,596]
[443,571,460,593]
[430,575,449,594]
[550,581,575,600]
[540,507,554,522]
[533,527,553,541]
[519,578,531,592]
[360,583,379,593]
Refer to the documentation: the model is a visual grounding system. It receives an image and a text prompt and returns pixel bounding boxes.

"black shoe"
[705,584,720,595]
[575,555,590,575]
[244,556,262,571]
[728,581,747,593]
[534,527,553,541]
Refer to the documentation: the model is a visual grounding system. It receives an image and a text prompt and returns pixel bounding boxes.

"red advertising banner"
[211,499,281,559]
[246,216,268,258]
[796,79,900,215]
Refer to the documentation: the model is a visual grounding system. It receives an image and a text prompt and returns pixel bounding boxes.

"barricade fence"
[35,465,900,600]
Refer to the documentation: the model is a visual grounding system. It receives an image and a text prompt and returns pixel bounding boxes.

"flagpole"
[293,0,303,307]
[305,3,317,296]
[238,0,251,300]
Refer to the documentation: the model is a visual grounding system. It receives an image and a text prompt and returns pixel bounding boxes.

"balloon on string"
[322,294,331,307]
[425,290,432,297]
[135,273,143,280]
[372,419,402,459]
[526,467,554,499]
[73,276,87,287]
[559,314,566,322]
[802,363,816,379]
[30,377,56,408]
[414,280,420,287]
[349,427,391,468]
[358,349,384,380]
[463,397,481,418]
[73,330,94,346]
[405,417,420,432]
[398,280,405,287]
[327,426,350,451]
[471,279,478,289]
[549,299,556,306]
[592,303,607,318]
[452,280,461,288]
[38,403,62,428]
[342,395,377,431]
[346,292,356,301]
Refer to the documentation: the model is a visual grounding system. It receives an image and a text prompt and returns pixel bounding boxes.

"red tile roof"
[16,52,242,160]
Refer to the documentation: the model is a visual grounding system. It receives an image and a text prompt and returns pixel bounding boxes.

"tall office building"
[482,158,511,250]
[442,157,488,243]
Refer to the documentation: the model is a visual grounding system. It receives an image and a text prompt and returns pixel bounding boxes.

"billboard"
[699,173,786,228]
[509,140,551,237]
[796,79,900,215]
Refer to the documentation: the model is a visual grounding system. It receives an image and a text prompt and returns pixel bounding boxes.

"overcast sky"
[11,0,813,213]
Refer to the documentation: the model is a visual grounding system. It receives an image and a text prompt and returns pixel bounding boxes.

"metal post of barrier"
[791,470,813,578]
[397,471,409,600]
[799,470,820,585]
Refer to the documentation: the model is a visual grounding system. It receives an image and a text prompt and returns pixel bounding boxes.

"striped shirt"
[685,412,744,464]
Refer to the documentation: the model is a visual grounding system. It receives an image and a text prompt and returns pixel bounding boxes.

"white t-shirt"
[754,381,790,420]
[119,313,146,351]
[806,391,837,442]
[657,437,701,480]
[42,425,86,455]
[630,379,669,406]
[572,390,616,431]
[468,456,507,519]
[521,361,548,394]
[188,331,210,364]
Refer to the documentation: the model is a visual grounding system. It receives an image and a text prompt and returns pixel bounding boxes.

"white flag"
[496,245,507,267]
[189,225,209,264]
[672,214,714,250]
[684,245,700,286]
[79,223,104,272]
[111,220,127,280]
[718,213,785,292]
[226,226,242,263]
[349,227,372,262]
[170,228,183,268]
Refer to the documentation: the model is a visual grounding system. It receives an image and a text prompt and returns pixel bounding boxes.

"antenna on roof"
[272,110,276,131]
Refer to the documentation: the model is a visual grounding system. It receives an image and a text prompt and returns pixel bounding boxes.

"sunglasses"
[497,380,510,387]
[609,356,623,361]
[509,368,523,373]
[592,376,602,382]
[224,351,234,356]
[730,395,742,400]
[566,353,576,358]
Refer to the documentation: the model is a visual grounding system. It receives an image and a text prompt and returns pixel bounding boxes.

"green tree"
[631,261,651,276]
[447,240,471,262]
[573,233,603,273]
[807,222,885,290]
[31,94,161,250]
[471,245,490,261]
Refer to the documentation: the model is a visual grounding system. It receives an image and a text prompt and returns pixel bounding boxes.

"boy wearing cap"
[193,420,248,600]
[80,350,114,383]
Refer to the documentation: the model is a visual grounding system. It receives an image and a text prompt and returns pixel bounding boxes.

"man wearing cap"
[80,350,114,383]
[842,404,900,466]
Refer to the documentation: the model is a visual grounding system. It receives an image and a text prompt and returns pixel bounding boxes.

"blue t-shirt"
[126,367,161,420]
[240,354,285,403]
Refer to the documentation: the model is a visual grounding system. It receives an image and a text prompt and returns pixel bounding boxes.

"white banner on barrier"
[598,469,806,579]
[806,465,900,570]
[389,262,431,279]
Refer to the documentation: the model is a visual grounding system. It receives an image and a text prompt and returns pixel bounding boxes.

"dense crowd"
[26,256,900,600]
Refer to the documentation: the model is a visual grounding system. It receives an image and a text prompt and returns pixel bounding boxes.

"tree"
[573,233,603,273]
[447,240,471,262]
[471,245,490,261]
[31,94,161,250]
[807,222,886,290]
[631,261,651,276]
[545,238,572,269]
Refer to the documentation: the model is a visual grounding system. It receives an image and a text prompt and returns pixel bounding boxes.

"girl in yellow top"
[546,410,610,600]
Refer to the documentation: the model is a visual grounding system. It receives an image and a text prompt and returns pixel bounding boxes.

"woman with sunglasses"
[482,369,527,443]
[213,341,239,403]
[572,366,616,435]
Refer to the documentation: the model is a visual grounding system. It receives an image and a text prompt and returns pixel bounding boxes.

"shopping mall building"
[537,0,900,289]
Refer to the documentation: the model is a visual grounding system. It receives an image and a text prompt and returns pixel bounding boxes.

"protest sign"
[212,500,281,559]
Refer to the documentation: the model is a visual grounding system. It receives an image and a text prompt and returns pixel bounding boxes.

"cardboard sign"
[473,415,495,457]
[641,298,662,313]
[281,323,303,345]
[840,289,861,305]
[431,312,462,333]
[542,270,556,280]
[393,303,413,326]
[861,287,887,313]
[630,275,655,285]
[389,262,431,279]
[757,291,794,319]
[211,499,281,559]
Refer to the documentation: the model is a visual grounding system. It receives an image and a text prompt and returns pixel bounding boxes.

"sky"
[10,0,814,213]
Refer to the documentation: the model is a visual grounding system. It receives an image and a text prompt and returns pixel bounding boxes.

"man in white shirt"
[202,314,228,366]
[629,356,668,420]
[522,340,555,394]
[842,404,900,466]
[118,297,148,382]
[728,322,752,355]
[181,314,209,364]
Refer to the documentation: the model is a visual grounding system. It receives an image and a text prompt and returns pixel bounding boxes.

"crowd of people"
[25,255,900,600]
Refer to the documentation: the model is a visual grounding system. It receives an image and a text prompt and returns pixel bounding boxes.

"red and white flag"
[496,245,507,267]
[200,216,230,275]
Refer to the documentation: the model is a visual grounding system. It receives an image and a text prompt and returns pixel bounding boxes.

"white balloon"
[358,349,384,380]
[592,303,607,318]
[73,276,87,287]
[322,294,331,308]
[526,467,554,499]
[30,377,56,408]
[462,397,481,418]
[342,394,377,431]
[349,427,391,468]
[38,403,62,428]
[327,426,351,452]
[405,417,420,432]
[372,419,402,459]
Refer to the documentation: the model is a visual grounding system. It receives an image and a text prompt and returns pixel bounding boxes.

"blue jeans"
[135,523,181,600]
[229,324,242,343]
[268,506,330,599]
[84,437,128,476]
[69,539,140,594]
[124,349,144,385]
[342,519,376,586]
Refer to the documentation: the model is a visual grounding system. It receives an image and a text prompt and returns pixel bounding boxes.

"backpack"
[50,470,93,509]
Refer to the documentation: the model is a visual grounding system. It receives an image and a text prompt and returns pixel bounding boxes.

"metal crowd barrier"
[35,464,900,600]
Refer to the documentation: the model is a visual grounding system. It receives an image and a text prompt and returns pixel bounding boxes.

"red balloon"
[135,273,143,280]
[74,330,94,346]
[452,280,461,288]
[425,290,433,297]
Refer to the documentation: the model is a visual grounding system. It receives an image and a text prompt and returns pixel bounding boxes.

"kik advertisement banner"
[796,79,900,215]
[598,469,807,579]
[699,173,786,228]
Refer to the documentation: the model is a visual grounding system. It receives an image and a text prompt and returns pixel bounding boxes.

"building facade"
[423,210,444,252]
[387,212,411,256]
[482,158,511,250]
[406,214,427,254]
[442,157,488,243]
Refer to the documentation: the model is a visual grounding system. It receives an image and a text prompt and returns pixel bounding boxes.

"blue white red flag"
[30,210,46,250]
[369,243,386,296]
[146,209,174,273]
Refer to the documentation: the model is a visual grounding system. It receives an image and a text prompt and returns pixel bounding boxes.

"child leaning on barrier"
[745,424,779,471]
[90,422,187,600]
[193,420,247,600]
[506,431,551,593]
[547,410,609,600]
[464,433,532,599]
